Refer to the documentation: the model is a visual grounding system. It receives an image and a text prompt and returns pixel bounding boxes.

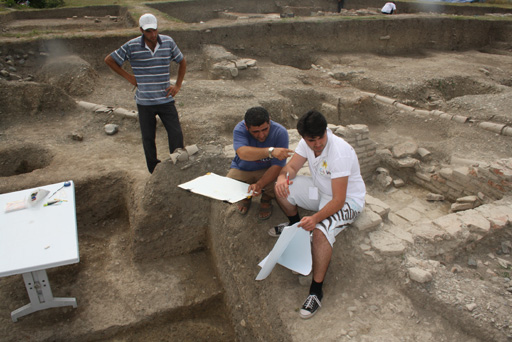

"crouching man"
[227,106,293,220]
[270,110,366,319]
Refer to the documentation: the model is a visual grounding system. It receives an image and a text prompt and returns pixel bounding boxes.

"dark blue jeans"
[137,101,184,173]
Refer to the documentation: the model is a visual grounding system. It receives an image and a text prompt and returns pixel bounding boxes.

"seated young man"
[271,110,366,319]
[227,106,293,220]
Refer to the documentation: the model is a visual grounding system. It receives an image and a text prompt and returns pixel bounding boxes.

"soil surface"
[1,1,512,341]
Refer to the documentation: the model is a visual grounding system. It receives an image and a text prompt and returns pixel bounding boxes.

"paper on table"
[256,223,312,280]
[178,172,251,203]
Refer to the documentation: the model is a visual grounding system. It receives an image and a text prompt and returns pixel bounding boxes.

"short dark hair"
[244,107,270,128]
[297,110,327,138]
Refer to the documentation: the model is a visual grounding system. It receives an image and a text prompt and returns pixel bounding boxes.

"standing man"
[270,110,366,319]
[228,107,293,220]
[337,0,344,12]
[105,13,187,173]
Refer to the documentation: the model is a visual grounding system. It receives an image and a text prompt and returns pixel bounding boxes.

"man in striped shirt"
[105,13,187,173]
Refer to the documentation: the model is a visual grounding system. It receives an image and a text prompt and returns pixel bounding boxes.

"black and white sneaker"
[268,222,287,237]
[299,294,322,319]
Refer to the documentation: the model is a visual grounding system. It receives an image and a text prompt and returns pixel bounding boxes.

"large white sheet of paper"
[178,172,251,203]
[256,223,312,280]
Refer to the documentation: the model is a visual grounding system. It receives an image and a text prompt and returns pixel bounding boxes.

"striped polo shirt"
[110,34,184,106]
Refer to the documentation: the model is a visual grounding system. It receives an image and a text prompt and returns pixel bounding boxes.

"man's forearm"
[257,165,282,189]
[105,55,136,86]
[237,146,272,161]
[175,58,187,88]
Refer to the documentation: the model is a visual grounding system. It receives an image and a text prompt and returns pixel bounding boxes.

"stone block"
[410,222,445,242]
[439,168,453,180]
[365,195,391,218]
[458,211,491,234]
[396,157,420,168]
[385,225,414,244]
[408,267,433,283]
[395,207,423,223]
[185,144,199,156]
[392,140,418,158]
[416,172,432,182]
[393,178,405,188]
[369,230,406,256]
[433,213,463,238]
[451,202,474,212]
[427,193,444,201]
[346,124,369,134]
[352,209,382,231]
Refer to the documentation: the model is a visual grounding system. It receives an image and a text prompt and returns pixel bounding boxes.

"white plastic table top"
[0,181,79,278]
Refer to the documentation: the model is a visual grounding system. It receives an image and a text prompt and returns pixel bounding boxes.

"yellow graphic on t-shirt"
[318,160,330,176]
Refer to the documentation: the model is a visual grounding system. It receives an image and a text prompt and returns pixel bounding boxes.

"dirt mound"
[37,55,98,96]
[0,79,76,119]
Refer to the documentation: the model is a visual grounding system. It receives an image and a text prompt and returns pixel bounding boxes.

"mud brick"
[355,146,366,154]
[410,222,445,242]
[475,205,512,229]
[445,180,466,192]
[439,168,453,180]
[357,139,374,147]
[356,132,370,141]
[353,209,382,231]
[433,213,463,238]
[458,211,491,234]
[447,188,465,199]
[344,137,357,145]
[451,202,473,212]
[347,124,369,134]
[396,207,423,223]
[334,126,348,137]
[369,230,406,256]
[416,172,432,182]
[452,166,470,181]
[489,162,512,181]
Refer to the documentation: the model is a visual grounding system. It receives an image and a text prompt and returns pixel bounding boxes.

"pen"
[286,172,290,185]
[44,200,61,207]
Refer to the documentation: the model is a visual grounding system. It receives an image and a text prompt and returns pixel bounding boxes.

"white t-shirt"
[295,128,366,207]
[381,2,396,13]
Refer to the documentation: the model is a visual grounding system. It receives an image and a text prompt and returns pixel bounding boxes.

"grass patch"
[63,0,185,7]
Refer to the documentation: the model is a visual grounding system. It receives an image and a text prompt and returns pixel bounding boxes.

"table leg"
[11,270,77,322]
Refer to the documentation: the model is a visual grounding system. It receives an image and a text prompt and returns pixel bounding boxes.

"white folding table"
[0,181,79,322]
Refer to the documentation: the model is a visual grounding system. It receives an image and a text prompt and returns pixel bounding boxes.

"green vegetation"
[1,0,64,8]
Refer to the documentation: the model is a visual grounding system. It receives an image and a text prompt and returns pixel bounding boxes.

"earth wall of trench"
[2,17,509,72]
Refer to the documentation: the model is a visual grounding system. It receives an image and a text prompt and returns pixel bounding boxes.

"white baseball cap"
[139,13,157,30]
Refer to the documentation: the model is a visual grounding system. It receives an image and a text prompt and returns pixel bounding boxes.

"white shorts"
[287,176,363,246]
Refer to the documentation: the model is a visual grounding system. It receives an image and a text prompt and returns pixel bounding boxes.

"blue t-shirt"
[230,120,289,171]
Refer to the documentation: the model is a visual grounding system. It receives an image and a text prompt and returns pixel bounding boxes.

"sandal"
[258,197,273,221]
[236,198,251,215]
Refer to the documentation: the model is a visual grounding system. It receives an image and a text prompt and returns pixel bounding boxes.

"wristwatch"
[268,147,274,158]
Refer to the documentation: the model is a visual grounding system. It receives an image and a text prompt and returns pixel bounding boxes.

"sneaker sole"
[299,308,319,319]
[267,228,280,237]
